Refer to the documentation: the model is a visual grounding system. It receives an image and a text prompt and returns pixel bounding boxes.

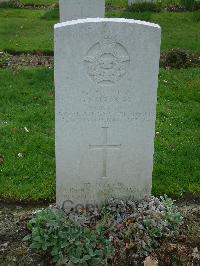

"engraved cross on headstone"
[89,127,121,178]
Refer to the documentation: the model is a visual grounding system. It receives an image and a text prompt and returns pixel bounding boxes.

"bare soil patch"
[1,50,199,70]
[0,52,53,69]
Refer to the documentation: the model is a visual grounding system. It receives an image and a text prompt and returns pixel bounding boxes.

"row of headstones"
[59,0,154,22]
[55,1,161,208]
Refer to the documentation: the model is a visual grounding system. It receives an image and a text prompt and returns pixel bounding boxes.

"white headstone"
[128,0,155,4]
[55,18,161,207]
[0,0,10,3]
[59,0,105,22]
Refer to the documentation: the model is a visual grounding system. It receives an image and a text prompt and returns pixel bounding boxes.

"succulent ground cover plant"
[24,196,183,265]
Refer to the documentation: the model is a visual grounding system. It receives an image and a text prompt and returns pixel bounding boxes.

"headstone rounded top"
[54,18,161,30]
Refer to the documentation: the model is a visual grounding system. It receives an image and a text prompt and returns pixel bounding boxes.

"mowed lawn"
[20,0,57,5]
[0,69,55,202]
[0,7,199,53]
[0,68,199,202]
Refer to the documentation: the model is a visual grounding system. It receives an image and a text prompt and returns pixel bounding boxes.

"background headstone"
[59,0,105,22]
[54,18,161,207]
[0,0,10,3]
[128,0,155,4]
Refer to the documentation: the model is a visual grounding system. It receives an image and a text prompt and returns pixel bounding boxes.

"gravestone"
[59,0,105,22]
[128,0,155,4]
[55,18,161,207]
[0,0,10,3]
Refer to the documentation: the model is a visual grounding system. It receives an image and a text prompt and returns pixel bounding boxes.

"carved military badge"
[84,27,130,86]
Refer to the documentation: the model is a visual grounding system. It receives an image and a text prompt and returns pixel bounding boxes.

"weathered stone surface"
[59,0,105,22]
[54,18,161,207]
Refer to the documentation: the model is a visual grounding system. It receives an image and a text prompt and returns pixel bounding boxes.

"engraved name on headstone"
[54,18,161,207]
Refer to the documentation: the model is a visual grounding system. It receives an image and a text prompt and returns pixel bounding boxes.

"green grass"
[17,0,199,9]
[150,12,200,51]
[20,0,57,6]
[107,12,200,52]
[41,7,58,20]
[0,8,199,53]
[153,68,200,198]
[0,69,55,202]
[0,68,199,202]
[19,0,128,8]
[107,0,128,8]
[0,8,55,54]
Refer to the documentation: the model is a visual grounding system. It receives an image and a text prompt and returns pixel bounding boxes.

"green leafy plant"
[160,195,183,228]
[24,209,114,265]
